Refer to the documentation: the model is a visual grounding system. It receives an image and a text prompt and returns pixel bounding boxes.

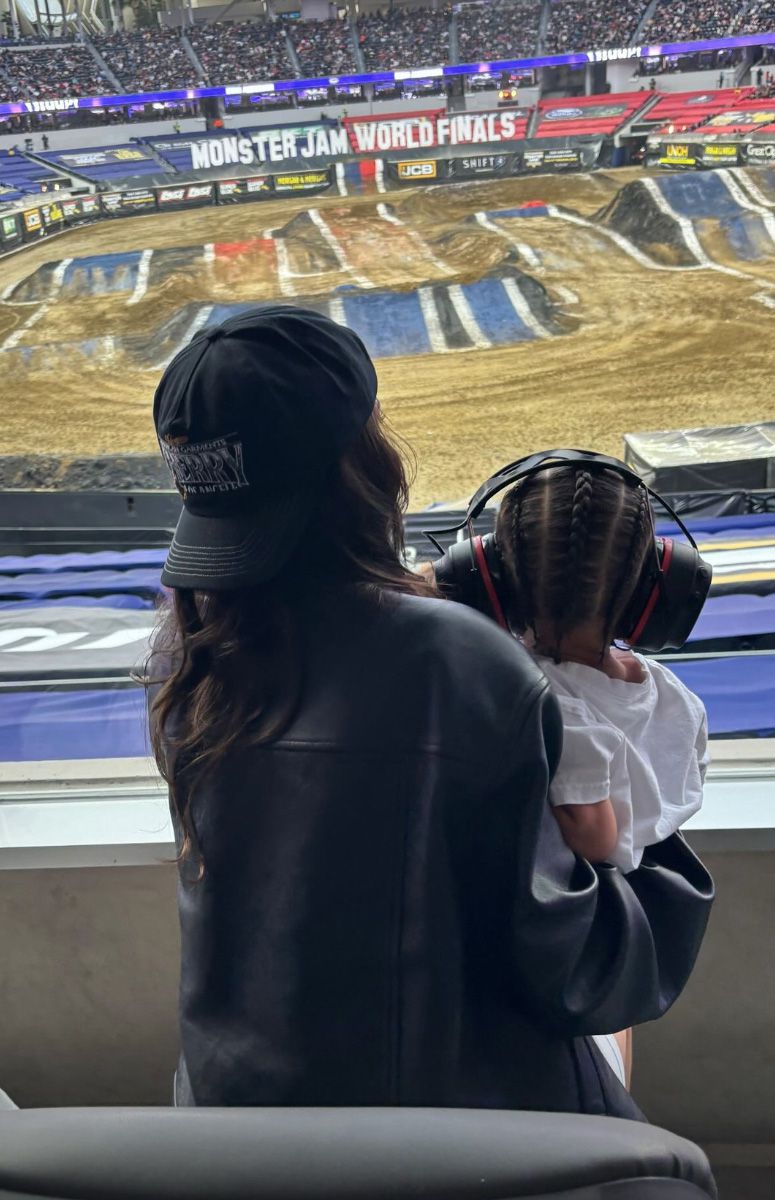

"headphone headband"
[423,448,699,551]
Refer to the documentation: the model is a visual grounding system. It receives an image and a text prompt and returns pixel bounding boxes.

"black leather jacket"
[170,588,713,1115]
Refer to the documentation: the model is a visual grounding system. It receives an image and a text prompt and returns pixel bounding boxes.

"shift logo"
[159,434,249,495]
[397,160,437,179]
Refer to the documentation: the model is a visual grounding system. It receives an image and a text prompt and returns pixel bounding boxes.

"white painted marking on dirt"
[335,162,347,196]
[545,203,687,272]
[418,287,447,352]
[374,160,386,194]
[269,235,296,297]
[202,243,215,264]
[554,284,579,304]
[474,212,542,270]
[50,256,72,294]
[328,296,347,326]
[753,290,775,308]
[376,202,401,225]
[717,169,775,245]
[0,302,49,351]
[737,170,775,209]
[149,304,214,372]
[501,276,552,339]
[639,178,745,278]
[447,285,491,349]
[377,202,454,276]
[127,248,153,306]
[474,211,543,270]
[308,208,373,289]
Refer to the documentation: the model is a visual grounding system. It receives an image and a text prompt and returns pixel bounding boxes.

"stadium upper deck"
[0,0,774,105]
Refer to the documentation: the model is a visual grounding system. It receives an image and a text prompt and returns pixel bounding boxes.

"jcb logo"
[397,161,437,179]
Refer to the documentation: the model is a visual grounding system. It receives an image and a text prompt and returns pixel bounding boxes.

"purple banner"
[0,31,773,117]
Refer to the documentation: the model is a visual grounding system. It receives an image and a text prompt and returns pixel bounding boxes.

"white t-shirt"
[536,654,709,874]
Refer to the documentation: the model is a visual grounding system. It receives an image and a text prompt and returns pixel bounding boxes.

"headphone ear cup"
[432,538,492,617]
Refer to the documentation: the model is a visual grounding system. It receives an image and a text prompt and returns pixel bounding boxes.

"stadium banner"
[191,128,348,170]
[347,110,528,155]
[657,142,698,167]
[155,182,215,209]
[744,140,775,163]
[0,210,22,248]
[216,175,274,203]
[61,195,102,225]
[100,188,158,216]
[446,153,518,179]
[699,143,740,166]
[653,139,744,168]
[387,158,447,184]
[520,145,585,171]
[39,199,66,229]
[56,146,153,169]
[273,169,332,193]
[21,206,45,241]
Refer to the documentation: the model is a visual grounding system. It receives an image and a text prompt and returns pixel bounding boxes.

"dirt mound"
[597,180,698,266]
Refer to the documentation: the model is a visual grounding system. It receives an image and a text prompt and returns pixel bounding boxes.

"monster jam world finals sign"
[190,112,527,170]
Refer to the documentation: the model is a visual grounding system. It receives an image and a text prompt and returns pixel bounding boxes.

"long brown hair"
[144,408,432,870]
[495,465,654,661]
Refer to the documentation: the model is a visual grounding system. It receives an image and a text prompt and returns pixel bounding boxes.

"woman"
[146,306,712,1115]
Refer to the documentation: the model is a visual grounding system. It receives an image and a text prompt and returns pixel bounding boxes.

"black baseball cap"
[154,305,377,589]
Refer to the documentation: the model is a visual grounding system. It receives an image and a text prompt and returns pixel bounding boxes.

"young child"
[493,464,709,1087]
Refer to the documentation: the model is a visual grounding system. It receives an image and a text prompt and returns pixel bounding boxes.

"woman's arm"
[553,799,618,863]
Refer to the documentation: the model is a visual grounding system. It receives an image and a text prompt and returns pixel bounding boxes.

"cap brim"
[161,490,313,590]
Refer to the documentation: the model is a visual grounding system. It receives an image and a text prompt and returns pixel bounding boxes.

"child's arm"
[553,798,618,863]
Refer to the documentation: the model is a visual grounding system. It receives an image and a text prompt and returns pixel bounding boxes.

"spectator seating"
[188,21,291,84]
[534,91,648,137]
[94,30,199,92]
[290,17,358,77]
[643,0,740,41]
[456,1,541,64]
[738,0,775,33]
[643,87,757,132]
[38,143,162,185]
[0,41,110,102]
[0,148,63,194]
[359,9,452,71]
[545,0,647,54]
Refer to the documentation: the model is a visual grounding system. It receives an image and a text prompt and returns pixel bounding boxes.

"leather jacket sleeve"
[500,681,714,1037]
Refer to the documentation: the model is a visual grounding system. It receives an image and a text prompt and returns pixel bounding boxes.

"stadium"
[0,0,774,1195]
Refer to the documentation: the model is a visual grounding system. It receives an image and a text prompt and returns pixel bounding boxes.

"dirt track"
[2,166,773,506]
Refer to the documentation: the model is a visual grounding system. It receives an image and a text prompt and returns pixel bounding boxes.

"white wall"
[606,63,741,96]
[0,95,456,154]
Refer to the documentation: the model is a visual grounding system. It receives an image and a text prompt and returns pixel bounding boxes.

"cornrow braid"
[565,469,595,628]
[511,484,534,634]
[603,483,653,647]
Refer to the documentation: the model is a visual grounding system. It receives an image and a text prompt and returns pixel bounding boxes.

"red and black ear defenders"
[427,449,713,654]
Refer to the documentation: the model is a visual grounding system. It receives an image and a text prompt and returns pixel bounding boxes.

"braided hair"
[495,465,654,661]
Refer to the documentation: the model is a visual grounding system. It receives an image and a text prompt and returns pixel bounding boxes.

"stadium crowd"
[545,0,646,54]
[188,21,290,84]
[290,18,357,77]
[94,30,199,91]
[456,1,540,63]
[2,0,775,102]
[642,0,739,41]
[359,9,451,71]
[0,41,109,99]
